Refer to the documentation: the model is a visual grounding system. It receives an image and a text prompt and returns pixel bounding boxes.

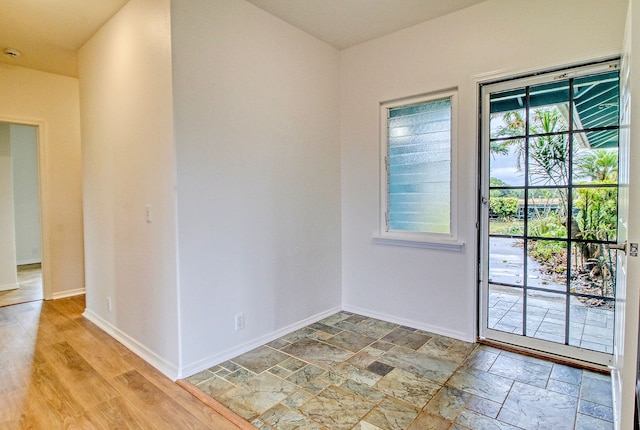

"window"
[378,90,459,249]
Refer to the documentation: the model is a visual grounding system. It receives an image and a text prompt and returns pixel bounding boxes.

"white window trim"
[376,89,463,251]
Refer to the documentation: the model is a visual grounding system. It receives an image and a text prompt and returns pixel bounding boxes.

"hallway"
[0,296,241,429]
[0,264,42,308]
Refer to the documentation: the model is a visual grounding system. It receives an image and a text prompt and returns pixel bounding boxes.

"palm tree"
[493,107,570,217]
[575,149,618,183]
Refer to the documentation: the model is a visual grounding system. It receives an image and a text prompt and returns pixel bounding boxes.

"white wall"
[0,124,18,291]
[340,0,628,341]
[11,124,41,265]
[0,65,83,299]
[171,0,342,373]
[79,0,180,377]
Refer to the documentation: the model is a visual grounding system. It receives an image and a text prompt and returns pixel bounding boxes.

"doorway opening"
[478,60,621,366]
[0,122,43,307]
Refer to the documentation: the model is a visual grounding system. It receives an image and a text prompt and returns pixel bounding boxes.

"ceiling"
[0,0,129,77]
[245,0,488,49]
[0,0,487,78]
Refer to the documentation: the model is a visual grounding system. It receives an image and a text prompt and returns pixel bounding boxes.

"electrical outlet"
[235,313,245,331]
[107,297,112,312]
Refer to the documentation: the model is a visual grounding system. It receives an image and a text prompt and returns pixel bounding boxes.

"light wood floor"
[0,295,243,429]
[0,264,43,308]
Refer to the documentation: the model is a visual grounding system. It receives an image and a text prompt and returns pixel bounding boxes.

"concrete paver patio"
[487,237,614,354]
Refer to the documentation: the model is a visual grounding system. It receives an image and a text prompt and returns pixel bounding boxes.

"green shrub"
[490,197,519,220]
[529,240,566,273]
[528,213,566,238]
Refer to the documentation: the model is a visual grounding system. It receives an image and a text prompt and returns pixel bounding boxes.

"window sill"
[372,235,465,252]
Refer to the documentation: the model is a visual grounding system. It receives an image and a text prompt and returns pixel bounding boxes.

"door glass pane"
[490,88,526,139]
[573,143,618,184]
[527,189,568,238]
[570,243,617,300]
[569,300,614,353]
[528,134,570,186]
[529,81,569,135]
[526,295,550,337]
[488,283,523,335]
[489,188,524,237]
[489,139,525,186]
[573,71,620,131]
[527,292,566,343]
[572,187,618,241]
[489,237,524,286]
[527,239,567,291]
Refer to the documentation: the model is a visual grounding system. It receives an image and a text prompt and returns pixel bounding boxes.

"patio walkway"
[488,237,614,354]
[488,286,614,354]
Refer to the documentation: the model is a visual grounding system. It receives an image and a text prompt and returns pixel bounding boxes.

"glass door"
[479,61,621,366]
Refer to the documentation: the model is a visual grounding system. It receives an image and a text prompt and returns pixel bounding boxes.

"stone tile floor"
[185,312,614,429]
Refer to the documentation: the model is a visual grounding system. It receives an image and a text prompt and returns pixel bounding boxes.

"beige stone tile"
[374,367,441,408]
[281,338,353,368]
[261,404,324,430]
[299,385,376,430]
[350,319,399,339]
[329,362,382,387]
[195,375,234,398]
[347,347,385,369]
[340,379,386,403]
[362,397,420,430]
[186,368,214,385]
[378,346,458,384]
[218,372,298,414]
[231,346,289,373]
[282,390,313,409]
[352,421,383,430]
[407,411,452,430]
[324,330,376,353]
[382,328,431,350]
[287,364,326,386]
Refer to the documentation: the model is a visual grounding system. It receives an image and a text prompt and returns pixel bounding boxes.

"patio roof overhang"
[489,70,619,149]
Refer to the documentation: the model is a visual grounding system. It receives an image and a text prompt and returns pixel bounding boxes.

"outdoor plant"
[489,196,519,220]
[492,106,619,304]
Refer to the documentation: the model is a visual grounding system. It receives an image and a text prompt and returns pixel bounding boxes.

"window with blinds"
[381,92,455,237]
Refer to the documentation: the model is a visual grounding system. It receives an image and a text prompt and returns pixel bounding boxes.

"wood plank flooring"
[0,264,43,308]
[0,296,243,430]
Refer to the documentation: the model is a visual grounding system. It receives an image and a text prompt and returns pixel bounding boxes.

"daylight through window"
[382,91,456,237]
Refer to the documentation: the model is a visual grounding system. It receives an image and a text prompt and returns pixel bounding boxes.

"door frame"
[612,1,640,427]
[475,57,622,367]
[1,117,51,300]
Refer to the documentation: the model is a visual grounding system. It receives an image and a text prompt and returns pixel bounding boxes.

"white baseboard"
[52,288,86,300]
[0,282,19,292]
[83,309,180,380]
[179,306,342,379]
[342,304,471,343]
